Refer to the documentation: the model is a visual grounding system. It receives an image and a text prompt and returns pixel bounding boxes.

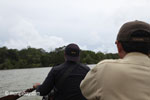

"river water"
[0,65,95,100]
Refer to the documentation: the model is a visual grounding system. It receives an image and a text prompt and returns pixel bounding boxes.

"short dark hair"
[119,30,150,55]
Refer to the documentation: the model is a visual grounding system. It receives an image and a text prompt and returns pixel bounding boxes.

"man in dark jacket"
[33,43,90,100]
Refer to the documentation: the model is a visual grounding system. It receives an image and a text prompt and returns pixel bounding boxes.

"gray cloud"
[0,0,150,53]
[0,16,67,51]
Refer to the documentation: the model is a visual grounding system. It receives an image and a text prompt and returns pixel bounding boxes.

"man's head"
[116,20,150,58]
[64,43,80,62]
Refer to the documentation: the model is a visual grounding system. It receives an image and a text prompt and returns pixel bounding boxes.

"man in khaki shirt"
[80,20,150,100]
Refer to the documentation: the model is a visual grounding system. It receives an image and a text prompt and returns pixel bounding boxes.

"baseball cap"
[117,20,150,42]
[65,43,80,62]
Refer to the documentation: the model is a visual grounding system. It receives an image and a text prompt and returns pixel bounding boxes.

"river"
[0,65,95,100]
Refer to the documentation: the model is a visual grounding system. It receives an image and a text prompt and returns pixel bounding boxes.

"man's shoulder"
[78,63,90,71]
[53,62,90,72]
[95,59,123,68]
[53,63,66,71]
[98,59,119,65]
[90,59,122,73]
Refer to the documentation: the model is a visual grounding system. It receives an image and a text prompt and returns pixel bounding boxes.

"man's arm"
[80,64,104,100]
[34,67,55,96]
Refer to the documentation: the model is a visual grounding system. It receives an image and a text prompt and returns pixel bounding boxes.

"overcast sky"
[0,0,150,53]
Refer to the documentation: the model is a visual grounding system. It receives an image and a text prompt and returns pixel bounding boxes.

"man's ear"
[116,41,123,53]
[115,41,126,58]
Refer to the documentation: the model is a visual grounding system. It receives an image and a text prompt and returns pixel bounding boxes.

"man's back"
[80,52,150,100]
[101,52,150,100]
[53,61,90,100]
[34,43,90,100]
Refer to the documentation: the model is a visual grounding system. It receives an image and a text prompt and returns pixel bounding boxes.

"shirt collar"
[124,52,149,59]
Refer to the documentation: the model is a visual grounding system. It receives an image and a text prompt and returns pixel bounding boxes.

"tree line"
[0,46,119,70]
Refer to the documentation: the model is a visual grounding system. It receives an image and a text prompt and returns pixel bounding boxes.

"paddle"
[0,87,35,100]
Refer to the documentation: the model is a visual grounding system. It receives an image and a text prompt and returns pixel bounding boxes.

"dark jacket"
[36,61,90,100]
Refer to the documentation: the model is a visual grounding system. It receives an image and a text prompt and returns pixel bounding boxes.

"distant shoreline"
[0,64,96,71]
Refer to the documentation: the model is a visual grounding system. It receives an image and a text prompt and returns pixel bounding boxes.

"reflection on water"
[0,64,95,100]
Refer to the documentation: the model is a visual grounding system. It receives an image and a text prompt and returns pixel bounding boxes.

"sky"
[0,0,150,53]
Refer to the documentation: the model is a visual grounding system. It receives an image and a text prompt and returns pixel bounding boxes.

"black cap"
[65,43,80,62]
[117,20,150,42]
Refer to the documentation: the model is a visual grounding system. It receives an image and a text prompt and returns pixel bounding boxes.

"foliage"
[0,46,119,70]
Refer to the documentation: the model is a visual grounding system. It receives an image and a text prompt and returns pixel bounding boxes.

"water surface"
[0,65,95,100]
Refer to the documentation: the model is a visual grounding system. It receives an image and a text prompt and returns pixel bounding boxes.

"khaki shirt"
[80,52,150,100]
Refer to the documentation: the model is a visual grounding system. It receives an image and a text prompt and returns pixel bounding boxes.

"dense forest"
[0,46,119,70]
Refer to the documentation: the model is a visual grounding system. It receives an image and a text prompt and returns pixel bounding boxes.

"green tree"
[0,46,119,70]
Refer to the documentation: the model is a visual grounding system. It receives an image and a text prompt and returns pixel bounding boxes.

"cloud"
[0,16,2,21]
[0,0,150,53]
[1,16,67,51]
[94,43,117,53]
[4,35,67,51]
